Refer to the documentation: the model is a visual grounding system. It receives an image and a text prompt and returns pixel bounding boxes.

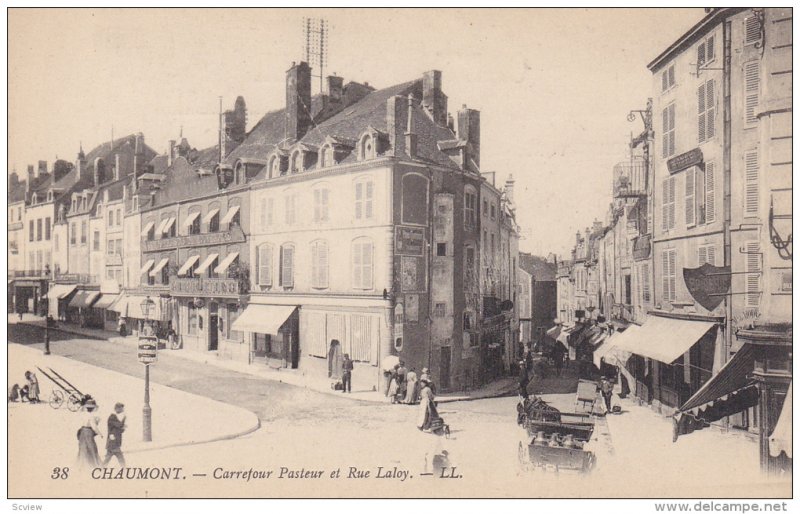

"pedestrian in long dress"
[77,399,103,469]
[327,339,343,381]
[404,368,418,404]
[102,403,126,467]
[417,378,439,431]
[24,371,40,404]
[387,364,400,402]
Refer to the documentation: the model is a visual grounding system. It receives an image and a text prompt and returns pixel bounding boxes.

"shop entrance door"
[208,302,219,351]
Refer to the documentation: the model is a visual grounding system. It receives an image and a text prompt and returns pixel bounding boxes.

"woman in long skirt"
[77,399,103,469]
[417,379,439,430]
[24,371,40,404]
[404,368,418,404]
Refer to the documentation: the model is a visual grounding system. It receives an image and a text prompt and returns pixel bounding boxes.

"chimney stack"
[285,61,312,141]
[26,165,34,193]
[115,153,121,180]
[327,75,343,103]
[576,231,581,245]
[504,174,515,204]
[37,160,48,176]
[422,70,447,126]
[405,95,418,158]
[133,132,144,174]
[168,140,176,167]
[457,105,481,169]
[387,95,407,157]
[592,219,603,234]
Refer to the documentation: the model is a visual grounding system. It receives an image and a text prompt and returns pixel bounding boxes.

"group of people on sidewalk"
[77,399,127,469]
[8,371,41,404]
[386,361,436,405]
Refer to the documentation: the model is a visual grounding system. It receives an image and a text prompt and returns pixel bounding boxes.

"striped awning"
[679,343,757,415]
[220,205,240,225]
[202,208,220,224]
[183,211,201,228]
[140,221,155,237]
[195,253,218,274]
[68,290,100,309]
[177,255,201,277]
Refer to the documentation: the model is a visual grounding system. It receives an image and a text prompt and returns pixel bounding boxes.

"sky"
[8,8,705,257]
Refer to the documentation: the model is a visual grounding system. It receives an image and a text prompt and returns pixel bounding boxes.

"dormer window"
[47,192,53,202]
[359,134,376,161]
[31,193,38,204]
[319,144,334,168]
[290,150,303,173]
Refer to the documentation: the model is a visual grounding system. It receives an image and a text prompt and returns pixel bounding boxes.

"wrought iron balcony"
[613,157,647,198]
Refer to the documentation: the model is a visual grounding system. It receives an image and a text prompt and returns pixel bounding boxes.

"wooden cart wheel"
[48,390,64,409]
[67,394,82,412]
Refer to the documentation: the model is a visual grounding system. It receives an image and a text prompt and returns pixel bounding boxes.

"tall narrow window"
[36,219,42,241]
[311,240,329,289]
[744,149,759,217]
[285,194,296,225]
[464,189,477,229]
[662,248,677,302]
[704,162,716,224]
[352,238,374,290]
[744,15,761,46]
[93,231,100,251]
[354,180,374,220]
[44,217,51,240]
[685,167,696,227]
[745,242,761,307]
[641,262,651,303]
[280,244,294,288]
[81,221,87,244]
[662,103,676,157]
[661,176,676,231]
[70,222,76,245]
[661,64,675,92]
[698,79,715,143]
[108,210,114,227]
[313,188,330,222]
[744,61,760,126]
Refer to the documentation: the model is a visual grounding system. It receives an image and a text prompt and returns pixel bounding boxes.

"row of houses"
[554,8,792,474]
[8,63,521,393]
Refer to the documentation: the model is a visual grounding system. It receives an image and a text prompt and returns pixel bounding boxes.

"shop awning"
[624,315,716,364]
[680,343,758,415]
[220,205,240,225]
[110,295,129,314]
[546,325,561,339]
[177,255,201,277]
[93,294,119,310]
[594,325,641,368]
[202,208,220,224]
[140,259,155,275]
[140,221,155,237]
[68,290,100,309]
[156,218,170,234]
[47,284,77,300]
[556,325,574,346]
[769,382,792,458]
[195,253,219,274]
[214,252,239,274]
[588,330,607,347]
[124,295,169,321]
[149,258,170,277]
[160,217,176,235]
[232,304,297,334]
[183,211,201,228]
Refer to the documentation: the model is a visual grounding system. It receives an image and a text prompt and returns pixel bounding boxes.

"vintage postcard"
[5,7,793,502]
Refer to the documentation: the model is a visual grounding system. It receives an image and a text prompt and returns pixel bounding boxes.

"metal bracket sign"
[138,337,158,364]
[667,148,703,174]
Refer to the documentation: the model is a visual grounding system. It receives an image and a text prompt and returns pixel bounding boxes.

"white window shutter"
[707,245,716,266]
[685,167,696,226]
[661,178,670,231]
[311,242,319,286]
[697,43,706,67]
[744,149,760,216]
[662,71,668,92]
[642,262,651,302]
[698,246,707,266]
[706,35,715,62]
[363,242,373,289]
[745,242,761,307]
[669,177,676,229]
[662,109,669,159]
[320,242,328,287]
[744,16,761,45]
[669,249,677,301]
[354,182,362,219]
[662,250,671,301]
[705,162,716,223]
[668,105,676,156]
[352,242,362,288]
[698,83,707,142]
[706,80,715,138]
[744,61,760,125]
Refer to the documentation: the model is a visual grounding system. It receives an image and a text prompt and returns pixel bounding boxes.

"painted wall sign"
[667,148,703,174]
[395,226,425,256]
[683,263,730,311]
[171,277,242,298]
[399,255,426,292]
[142,225,245,252]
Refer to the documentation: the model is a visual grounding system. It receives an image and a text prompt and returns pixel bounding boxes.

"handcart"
[575,378,599,414]
[37,367,93,412]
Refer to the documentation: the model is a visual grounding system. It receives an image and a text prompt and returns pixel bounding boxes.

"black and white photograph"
[4,5,794,506]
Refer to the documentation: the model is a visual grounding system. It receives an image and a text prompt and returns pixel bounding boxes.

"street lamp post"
[43,268,51,355]
[140,296,156,442]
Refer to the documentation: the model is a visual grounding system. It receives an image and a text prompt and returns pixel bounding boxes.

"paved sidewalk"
[8,343,260,459]
[12,314,520,404]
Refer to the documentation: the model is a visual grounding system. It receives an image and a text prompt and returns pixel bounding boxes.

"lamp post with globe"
[140,296,156,442]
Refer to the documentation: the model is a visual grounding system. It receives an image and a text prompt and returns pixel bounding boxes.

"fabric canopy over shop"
[162,217,176,234]
[183,211,201,228]
[672,344,759,441]
[195,253,219,274]
[110,295,129,314]
[123,295,169,321]
[47,284,77,300]
[214,252,239,274]
[177,255,201,276]
[220,206,240,225]
[140,259,155,275]
[68,290,100,309]
[769,382,792,458]
[149,258,170,277]
[593,325,641,368]
[546,325,561,340]
[588,330,607,347]
[140,221,155,237]
[156,218,171,234]
[232,304,296,334]
[556,324,578,345]
[202,208,220,224]
[623,315,716,364]
[93,294,119,310]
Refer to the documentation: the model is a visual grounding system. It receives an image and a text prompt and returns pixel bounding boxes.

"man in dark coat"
[518,361,530,399]
[102,402,127,467]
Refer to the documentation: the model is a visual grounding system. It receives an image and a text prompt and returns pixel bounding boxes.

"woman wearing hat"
[417,377,439,431]
[77,398,103,469]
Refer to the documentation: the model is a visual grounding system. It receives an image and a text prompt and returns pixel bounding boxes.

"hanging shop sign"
[683,263,730,312]
[667,148,703,174]
[395,226,425,256]
[142,226,245,252]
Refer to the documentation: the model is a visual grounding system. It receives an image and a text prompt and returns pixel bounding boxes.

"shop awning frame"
[47,284,78,300]
[232,304,297,334]
[622,315,716,364]
[195,253,219,274]
[177,255,201,277]
[149,258,170,277]
[220,205,240,225]
[93,294,119,310]
[140,259,155,275]
[162,217,176,234]
[679,343,757,414]
[140,221,155,237]
[183,211,201,228]
[214,252,239,274]
[202,208,220,224]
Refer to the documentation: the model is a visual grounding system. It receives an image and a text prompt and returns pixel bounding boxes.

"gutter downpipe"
[721,18,733,401]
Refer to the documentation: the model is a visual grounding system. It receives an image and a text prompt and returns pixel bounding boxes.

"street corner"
[7,343,261,459]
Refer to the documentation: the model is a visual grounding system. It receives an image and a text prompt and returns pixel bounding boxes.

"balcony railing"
[612,302,634,323]
[613,158,647,198]
[53,273,99,285]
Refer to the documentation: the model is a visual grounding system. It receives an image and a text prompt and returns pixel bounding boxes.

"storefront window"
[227,303,243,341]
[188,302,199,335]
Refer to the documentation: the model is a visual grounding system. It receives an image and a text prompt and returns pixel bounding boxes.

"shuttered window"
[698,245,717,266]
[745,242,761,307]
[284,194,296,225]
[279,244,294,287]
[354,180,375,220]
[685,167,696,227]
[744,149,759,216]
[349,314,378,364]
[698,79,715,143]
[352,238,374,290]
[302,311,328,358]
[661,176,676,231]
[257,244,272,286]
[662,249,677,302]
[744,61,760,126]
[661,64,675,92]
[704,162,716,224]
[313,188,330,222]
[662,104,676,157]
[641,262,651,303]
[311,240,329,289]
[744,15,761,46]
